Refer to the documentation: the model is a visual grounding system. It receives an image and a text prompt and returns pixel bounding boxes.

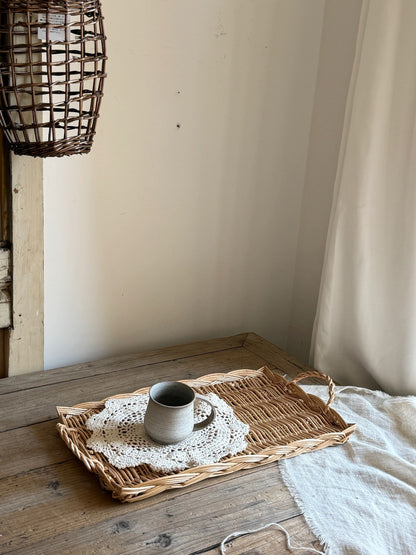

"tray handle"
[288,370,335,409]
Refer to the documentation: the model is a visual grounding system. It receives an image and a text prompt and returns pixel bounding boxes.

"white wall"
[43,0,352,370]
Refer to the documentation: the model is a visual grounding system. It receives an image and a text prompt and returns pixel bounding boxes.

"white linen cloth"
[311,0,416,395]
[280,385,416,554]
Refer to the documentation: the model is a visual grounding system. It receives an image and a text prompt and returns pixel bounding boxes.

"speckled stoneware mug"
[144,381,216,444]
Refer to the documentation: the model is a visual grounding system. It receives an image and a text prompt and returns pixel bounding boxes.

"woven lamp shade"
[0,0,107,157]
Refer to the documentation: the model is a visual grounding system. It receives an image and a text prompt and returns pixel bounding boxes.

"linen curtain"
[311,0,416,395]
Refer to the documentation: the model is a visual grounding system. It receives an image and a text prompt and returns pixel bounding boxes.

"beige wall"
[43,0,358,370]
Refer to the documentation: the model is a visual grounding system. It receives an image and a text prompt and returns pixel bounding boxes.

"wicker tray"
[56,366,355,503]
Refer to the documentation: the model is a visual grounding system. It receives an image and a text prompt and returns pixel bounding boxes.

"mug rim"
[149,381,195,408]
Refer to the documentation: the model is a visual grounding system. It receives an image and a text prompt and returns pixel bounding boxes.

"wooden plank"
[202,515,323,554]
[0,130,11,243]
[243,333,338,387]
[0,333,248,395]
[0,131,10,377]
[243,333,313,376]
[0,288,11,328]
[0,348,268,432]
[0,326,8,379]
[0,461,300,554]
[0,335,323,554]
[0,420,70,480]
[8,154,44,375]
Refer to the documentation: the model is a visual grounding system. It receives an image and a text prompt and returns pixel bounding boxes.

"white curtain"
[311,0,416,395]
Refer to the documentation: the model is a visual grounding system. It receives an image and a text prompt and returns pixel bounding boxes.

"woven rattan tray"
[56,366,355,502]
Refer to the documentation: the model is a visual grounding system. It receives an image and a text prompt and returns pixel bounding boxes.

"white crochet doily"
[86,392,249,473]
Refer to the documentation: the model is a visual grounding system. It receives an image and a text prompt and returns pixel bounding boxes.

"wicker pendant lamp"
[0,0,107,157]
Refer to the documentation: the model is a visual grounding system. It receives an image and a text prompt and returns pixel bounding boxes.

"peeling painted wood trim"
[8,154,44,375]
[0,247,11,327]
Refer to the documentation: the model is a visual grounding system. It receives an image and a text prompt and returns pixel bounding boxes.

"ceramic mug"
[144,381,216,444]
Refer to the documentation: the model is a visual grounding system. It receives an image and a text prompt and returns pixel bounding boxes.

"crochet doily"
[86,392,249,472]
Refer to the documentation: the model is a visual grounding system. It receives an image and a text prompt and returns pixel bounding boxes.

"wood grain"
[0,349,272,433]
[243,333,314,377]
[0,420,69,480]
[202,515,324,554]
[8,154,44,376]
[0,464,300,554]
[0,333,248,395]
[0,333,319,554]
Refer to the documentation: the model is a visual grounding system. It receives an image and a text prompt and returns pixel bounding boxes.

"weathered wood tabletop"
[0,332,324,554]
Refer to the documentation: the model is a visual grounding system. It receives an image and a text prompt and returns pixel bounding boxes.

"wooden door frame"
[0,133,11,377]
[0,12,45,376]
[8,154,44,375]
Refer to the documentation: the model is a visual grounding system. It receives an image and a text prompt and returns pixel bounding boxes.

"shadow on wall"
[287,0,362,363]
[43,0,359,370]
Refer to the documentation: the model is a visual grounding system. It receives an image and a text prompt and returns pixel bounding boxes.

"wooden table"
[0,332,323,554]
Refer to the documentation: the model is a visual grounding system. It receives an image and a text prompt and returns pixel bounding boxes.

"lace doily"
[86,392,249,473]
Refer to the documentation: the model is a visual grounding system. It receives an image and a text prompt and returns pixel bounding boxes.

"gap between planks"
[0,460,301,554]
[196,514,323,555]
[0,345,245,396]
[0,349,272,433]
[0,333,249,395]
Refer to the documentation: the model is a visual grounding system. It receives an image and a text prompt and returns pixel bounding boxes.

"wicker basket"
[57,366,355,503]
[0,0,107,157]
